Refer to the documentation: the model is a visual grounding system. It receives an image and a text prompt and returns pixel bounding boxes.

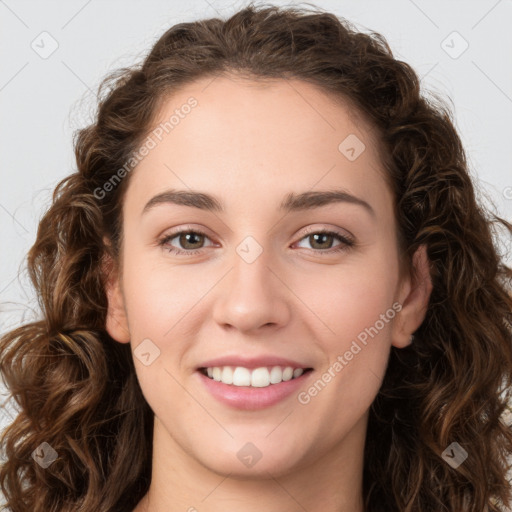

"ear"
[102,244,130,344]
[391,244,433,348]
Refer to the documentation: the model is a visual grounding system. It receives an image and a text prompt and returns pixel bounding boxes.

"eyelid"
[160,224,353,243]
[159,224,215,242]
[298,224,355,242]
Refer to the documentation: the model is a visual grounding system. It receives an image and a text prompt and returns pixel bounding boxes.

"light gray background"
[1,0,512,500]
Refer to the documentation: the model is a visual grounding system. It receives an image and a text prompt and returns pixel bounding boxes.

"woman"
[1,3,511,511]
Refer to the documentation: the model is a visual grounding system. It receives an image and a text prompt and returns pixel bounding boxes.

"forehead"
[125,74,391,218]
[148,73,378,155]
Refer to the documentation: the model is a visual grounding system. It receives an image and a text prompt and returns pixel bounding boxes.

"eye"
[158,228,214,255]
[158,227,355,256]
[294,229,355,255]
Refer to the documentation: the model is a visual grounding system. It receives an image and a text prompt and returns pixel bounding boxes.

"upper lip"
[198,355,313,370]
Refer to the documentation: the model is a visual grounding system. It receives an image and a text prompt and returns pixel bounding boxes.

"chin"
[187,434,305,476]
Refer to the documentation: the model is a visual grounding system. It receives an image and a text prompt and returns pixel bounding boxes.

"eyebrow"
[142,188,375,217]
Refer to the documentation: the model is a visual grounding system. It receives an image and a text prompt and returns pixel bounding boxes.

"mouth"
[196,364,315,410]
[198,365,314,388]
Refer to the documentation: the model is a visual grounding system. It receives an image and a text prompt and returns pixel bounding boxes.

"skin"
[104,74,433,512]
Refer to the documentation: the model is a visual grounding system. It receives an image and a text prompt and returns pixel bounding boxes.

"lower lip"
[196,370,313,410]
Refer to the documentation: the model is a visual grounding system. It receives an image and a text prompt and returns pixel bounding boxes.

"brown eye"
[295,229,355,254]
[308,232,336,250]
[158,229,213,255]
[177,232,205,250]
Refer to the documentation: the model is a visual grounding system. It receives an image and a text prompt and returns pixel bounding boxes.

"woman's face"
[106,75,430,479]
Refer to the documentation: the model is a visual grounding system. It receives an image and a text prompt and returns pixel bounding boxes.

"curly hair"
[1,3,512,511]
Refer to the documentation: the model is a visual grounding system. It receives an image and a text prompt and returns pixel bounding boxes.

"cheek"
[293,254,399,344]
[292,261,399,422]
[120,252,205,339]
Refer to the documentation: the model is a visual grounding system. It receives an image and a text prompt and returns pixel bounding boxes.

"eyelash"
[157,227,355,256]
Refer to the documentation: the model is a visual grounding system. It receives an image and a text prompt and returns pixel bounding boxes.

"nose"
[212,244,291,334]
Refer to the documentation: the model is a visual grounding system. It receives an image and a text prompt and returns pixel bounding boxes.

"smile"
[200,365,312,388]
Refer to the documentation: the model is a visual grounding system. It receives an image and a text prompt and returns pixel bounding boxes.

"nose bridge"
[230,233,276,300]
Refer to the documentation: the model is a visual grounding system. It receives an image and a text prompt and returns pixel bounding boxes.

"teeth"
[233,367,251,386]
[221,366,233,384]
[202,366,306,387]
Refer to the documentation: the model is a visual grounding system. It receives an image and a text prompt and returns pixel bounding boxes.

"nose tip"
[212,256,290,333]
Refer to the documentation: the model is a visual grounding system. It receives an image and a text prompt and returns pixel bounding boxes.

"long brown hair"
[1,3,512,511]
